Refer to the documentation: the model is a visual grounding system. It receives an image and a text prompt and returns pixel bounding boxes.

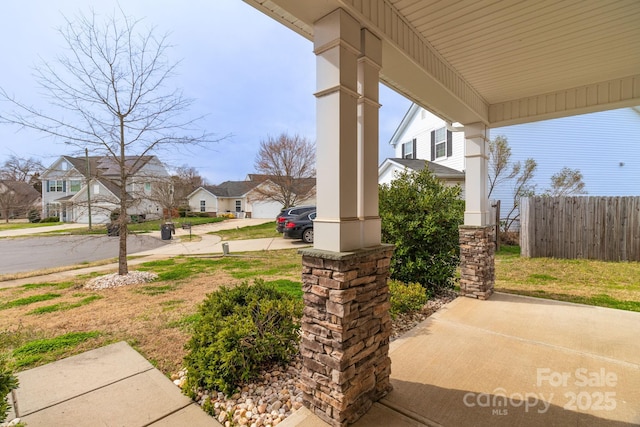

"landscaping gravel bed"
[173,290,458,427]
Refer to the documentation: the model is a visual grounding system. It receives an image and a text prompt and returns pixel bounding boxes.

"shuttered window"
[402,139,417,159]
[431,128,453,160]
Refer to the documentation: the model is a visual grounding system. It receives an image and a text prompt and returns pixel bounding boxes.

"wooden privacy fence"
[520,196,640,261]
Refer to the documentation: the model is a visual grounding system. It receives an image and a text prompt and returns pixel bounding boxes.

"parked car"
[276,205,315,233]
[283,210,316,243]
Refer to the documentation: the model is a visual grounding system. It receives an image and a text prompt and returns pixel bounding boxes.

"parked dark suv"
[283,210,316,243]
[276,205,315,233]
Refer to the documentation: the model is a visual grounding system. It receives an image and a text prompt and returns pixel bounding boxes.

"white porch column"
[357,29,382,248]
[460,122,495,299]
[463,122,490,225]
[313,9,361,252]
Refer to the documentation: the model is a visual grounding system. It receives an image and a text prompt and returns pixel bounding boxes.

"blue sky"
[0,0,411,184]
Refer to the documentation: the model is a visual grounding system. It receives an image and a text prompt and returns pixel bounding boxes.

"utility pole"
[85,148,92,230]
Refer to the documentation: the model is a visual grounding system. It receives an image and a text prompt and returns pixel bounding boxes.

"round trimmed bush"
[183,279,302,396]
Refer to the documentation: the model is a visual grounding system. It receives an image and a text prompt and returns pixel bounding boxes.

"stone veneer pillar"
[298,245,394,427]
[459,225,495,299]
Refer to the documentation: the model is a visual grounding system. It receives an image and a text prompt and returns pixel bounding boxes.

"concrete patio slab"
[282,292,640,427]
[10,342,219,427]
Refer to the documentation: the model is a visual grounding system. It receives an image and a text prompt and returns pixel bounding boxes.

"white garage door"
[74,205,112,224]
[251,200,282,219]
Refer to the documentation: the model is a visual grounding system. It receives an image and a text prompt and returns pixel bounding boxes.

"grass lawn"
[0,221,62,230]
[495,245,640,311]
[211,221,279,240]
[0,250,302,374]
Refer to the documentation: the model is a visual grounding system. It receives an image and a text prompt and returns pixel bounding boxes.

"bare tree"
[253,133,315,208]
[488,135,537,232]
[501,158,537,232]
[172,165,204,206]
[545,167,587,196]
[488,136,517,198]
[0,155,44,185]
[0,8,218,275]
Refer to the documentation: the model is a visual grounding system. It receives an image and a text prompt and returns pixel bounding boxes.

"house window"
[48,180,65,192]
[93,184,100,194]
[434,127,446,158]
[145,182,151,191]
[235,200,242,212]
[200,200,206,212]
[402,141,413,159]
[431,128,452,161]
[402,139,417,159]
[70,180,82,192]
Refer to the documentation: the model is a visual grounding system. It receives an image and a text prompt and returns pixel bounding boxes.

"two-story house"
[382,104,640,227]
[379,103,466,196]
[41,155,169,224]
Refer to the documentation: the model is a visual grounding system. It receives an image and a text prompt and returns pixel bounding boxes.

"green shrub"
[183,279,302,396]
[27,208,41,223]
[379,167,464,292]
[389,280,429,319]
[0,354,18,422]
[39,216,60,223]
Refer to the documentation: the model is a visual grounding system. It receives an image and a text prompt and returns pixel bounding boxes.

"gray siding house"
[41,155,169,224]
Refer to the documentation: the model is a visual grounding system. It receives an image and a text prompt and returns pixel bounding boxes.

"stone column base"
[298,245,394,427]
[459,226,495,300]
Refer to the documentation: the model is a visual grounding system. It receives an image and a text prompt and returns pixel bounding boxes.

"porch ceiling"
[243,0,640,127]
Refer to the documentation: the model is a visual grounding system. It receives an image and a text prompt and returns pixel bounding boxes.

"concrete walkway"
[8,342,220,426]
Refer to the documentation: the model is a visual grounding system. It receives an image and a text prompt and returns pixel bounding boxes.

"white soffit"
[244,0,640,127]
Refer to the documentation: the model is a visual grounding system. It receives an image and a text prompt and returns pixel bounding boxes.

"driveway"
[0,235,167,275]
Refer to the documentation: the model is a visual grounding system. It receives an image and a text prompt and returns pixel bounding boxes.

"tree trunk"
[118,117,128,276]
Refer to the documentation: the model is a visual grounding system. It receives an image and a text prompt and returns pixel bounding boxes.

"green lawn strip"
[0,293,62,310]
[136,257,218,281]
[21,282,76,290]
[127,216,225,233]
[495,245,640,311]
[264,279,303,299]
[12,331,102,368]
[40,217,226,236]
[27,295,103,315]
[209,221,279,240]
[0,222,62,231]
[160,299,185,310]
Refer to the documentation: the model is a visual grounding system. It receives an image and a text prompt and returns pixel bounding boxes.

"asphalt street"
[0,235,168,275]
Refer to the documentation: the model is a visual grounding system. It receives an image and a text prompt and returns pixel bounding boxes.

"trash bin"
[107,223,119,237]
[161,223,173,240]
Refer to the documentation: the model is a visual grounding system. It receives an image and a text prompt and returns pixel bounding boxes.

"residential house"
[382,103,466,196]
[188,175,316,219]
[384,104,640,225]
[0,180,41,221]
[40,155,170,224]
